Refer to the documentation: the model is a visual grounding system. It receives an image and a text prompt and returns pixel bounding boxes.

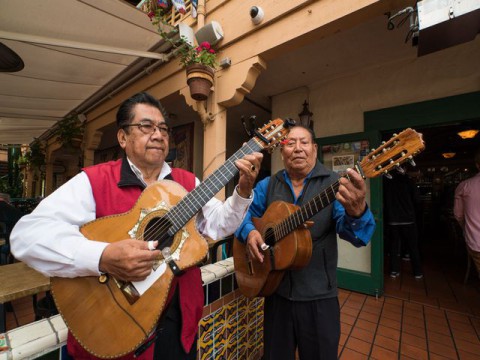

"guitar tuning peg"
[395,165,406,174]
[383,172,393,180]
[407,156,416,167]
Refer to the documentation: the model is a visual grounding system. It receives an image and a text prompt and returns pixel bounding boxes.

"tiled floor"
[337,238,480,360]
[4,250,480,360]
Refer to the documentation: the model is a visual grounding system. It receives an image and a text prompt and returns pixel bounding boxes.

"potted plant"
[148,6,218,100]
[55,114,84,149]
[181,41,217,101]
[25,138,46,170]
[16,154,28,169]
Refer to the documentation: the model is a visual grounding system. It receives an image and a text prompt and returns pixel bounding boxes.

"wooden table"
[0,262,50,333]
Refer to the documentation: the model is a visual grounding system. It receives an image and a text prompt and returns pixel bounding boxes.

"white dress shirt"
[11,162,253,277]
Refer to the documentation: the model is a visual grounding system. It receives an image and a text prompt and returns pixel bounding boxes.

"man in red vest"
[11,92,263,359]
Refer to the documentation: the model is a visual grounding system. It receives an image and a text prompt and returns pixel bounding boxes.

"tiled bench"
[0,258,264,360]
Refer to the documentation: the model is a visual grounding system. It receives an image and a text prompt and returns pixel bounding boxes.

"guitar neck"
[273,172,353,240]
[166,137,263,235]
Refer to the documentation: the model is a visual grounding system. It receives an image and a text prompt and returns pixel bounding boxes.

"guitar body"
[233,201,312,298]
[50,180,208,359]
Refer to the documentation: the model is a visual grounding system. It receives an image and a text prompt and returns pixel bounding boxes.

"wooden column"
[202,102,227,200]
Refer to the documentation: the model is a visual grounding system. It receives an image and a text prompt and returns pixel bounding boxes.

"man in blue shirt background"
[235,125,375,360]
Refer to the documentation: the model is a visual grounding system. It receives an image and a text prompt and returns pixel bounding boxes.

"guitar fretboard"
[165,137,263,235]
[272,172,352,241]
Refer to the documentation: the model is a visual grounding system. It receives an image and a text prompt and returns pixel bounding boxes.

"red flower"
[209,49,215,54]
[200,42,211,50]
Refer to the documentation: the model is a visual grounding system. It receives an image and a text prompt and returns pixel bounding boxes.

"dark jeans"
[153,288,197,360]
[389,223,422,276]
[263,294,340,360]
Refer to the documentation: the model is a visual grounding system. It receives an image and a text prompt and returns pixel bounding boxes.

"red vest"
[67,159,203,359]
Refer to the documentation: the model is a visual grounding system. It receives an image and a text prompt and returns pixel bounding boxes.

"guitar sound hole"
[144,216,173,249]
[264,227,275,247]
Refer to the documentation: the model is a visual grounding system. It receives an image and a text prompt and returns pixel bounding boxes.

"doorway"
[382,122,480,314]
[365,92,480,315]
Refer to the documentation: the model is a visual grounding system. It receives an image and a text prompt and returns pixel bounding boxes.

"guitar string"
[165,140,258,228]
[137,140,262,244]
[137,152,242,242]
[273,173,351,242]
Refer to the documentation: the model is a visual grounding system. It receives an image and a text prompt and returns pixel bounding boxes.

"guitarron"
[50,118,294,358]
[233,128,425,298]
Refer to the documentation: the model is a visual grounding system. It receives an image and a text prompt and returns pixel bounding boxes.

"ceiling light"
[442,152,456,159]
[457,129,479,139]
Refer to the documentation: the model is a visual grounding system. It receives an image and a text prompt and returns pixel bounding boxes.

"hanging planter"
[148,11,218,100]
[186,64,214,101]
[55,114,84,149]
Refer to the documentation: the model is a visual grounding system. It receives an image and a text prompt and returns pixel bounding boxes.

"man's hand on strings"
[247,230,268,263]
[99,239,160,282]
[235,150,263,198]
[336,168,367,218]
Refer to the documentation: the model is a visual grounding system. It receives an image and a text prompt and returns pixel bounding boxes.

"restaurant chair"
[0,221,12,265]
[34,291,58,320]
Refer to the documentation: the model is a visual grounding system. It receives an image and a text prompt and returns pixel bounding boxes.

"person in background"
[235,125,375,360]
[11,92,263,360]
[383,171,423,279]
[454,147,480,278]
[0,192,22,264]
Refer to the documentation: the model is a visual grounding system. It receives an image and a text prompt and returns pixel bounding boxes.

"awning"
[0,0,169,145]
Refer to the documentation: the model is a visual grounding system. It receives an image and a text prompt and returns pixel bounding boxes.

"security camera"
[250,6,264,25]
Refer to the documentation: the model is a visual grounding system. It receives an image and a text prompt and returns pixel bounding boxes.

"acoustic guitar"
[233,128,425,298]
[50,118,294,358]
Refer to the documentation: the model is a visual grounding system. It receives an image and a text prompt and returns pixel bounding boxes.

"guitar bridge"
[114,278,140,305]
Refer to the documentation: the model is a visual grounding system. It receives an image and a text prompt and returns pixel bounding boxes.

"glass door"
[316,131,383,296]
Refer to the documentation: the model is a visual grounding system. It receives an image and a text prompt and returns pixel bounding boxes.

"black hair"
[291,125,317,142]
[116,92,169,129]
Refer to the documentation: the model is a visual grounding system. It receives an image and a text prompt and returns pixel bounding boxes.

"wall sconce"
[457,128,479,139]
[298,100,313,129]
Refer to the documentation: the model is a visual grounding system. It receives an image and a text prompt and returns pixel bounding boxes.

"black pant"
[389,223,422,275]
[263,294,340,360]
[152,288,197,360]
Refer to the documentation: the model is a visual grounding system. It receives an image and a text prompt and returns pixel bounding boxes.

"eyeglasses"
[123,121,170,136]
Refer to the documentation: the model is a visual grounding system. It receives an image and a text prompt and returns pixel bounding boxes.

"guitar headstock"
[253,118,295,153]
[359,128,425,179]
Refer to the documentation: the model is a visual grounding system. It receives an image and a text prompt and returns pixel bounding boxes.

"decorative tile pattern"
[197,257,264,359]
